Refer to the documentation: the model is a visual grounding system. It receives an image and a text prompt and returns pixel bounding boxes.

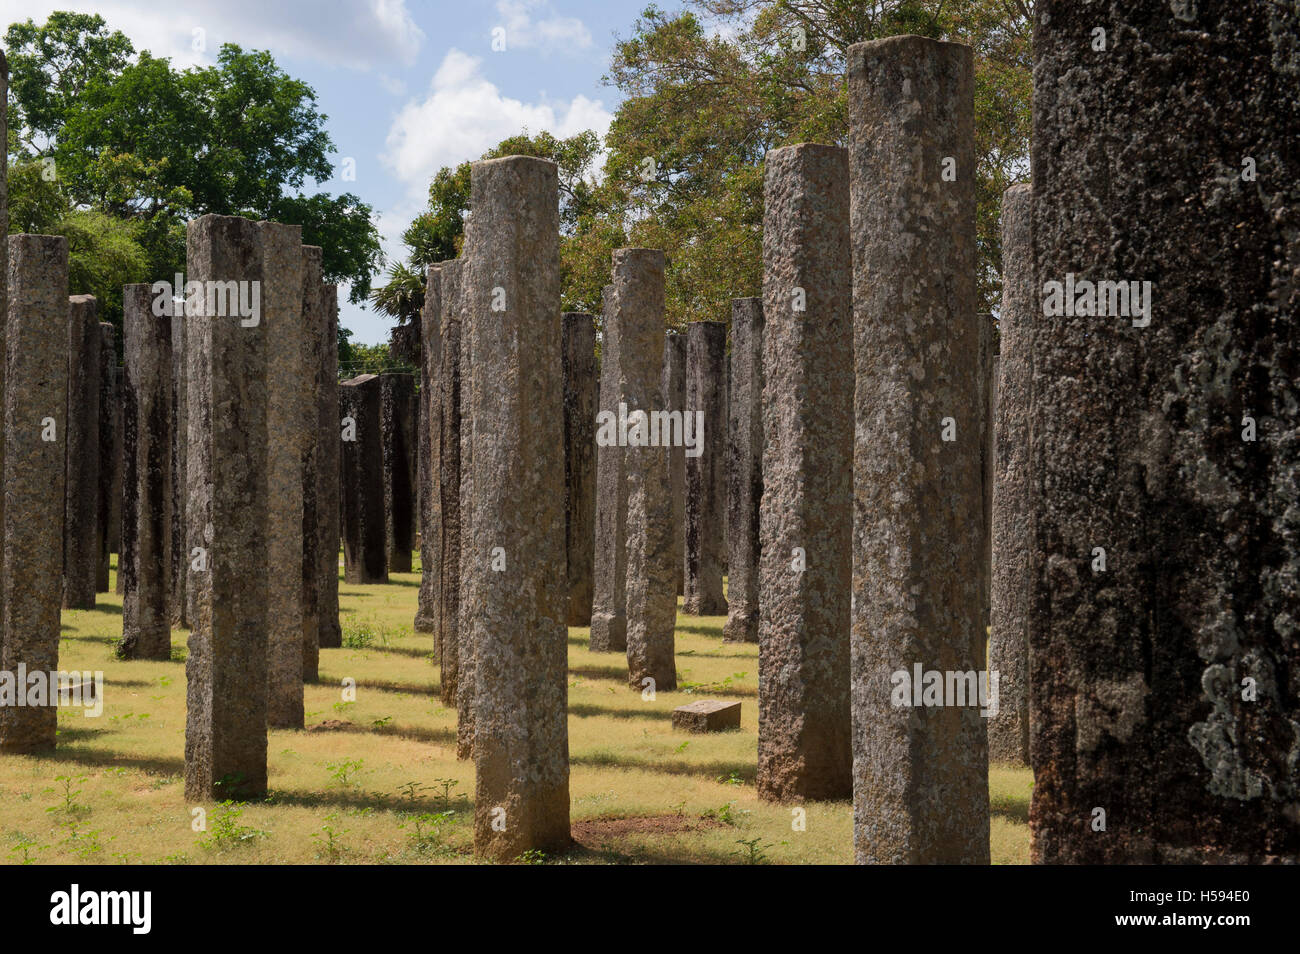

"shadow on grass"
[268,787,470,815]
[305,719,456,746]
[572,750,756,783]
[569,665,631,683]
[348,678,440,697]
[675,623,725,638]
[367,644,437,660]
[33,745,184,776]
[381,578,421,589]
[567,702,666,721]
[991,795,1029,825]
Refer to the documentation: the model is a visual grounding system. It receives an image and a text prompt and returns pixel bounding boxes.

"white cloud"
[493,0,592,53]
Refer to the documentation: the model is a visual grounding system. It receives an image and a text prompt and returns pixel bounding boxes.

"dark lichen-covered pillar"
[261,221,306,729]
[416,263,443,636]
[111,362,123,592]
[1029,3,1300,863]
[724,298,762,643]
[381,371,417,573]
[170,308,188,627]
[848,36,989,863]
[562,312,596,627]
[989,185,1031,767]
[684,321,727,616]
[453,260,475,757]
[340,373,387,584]
[758,145,852,802]
[464,156,569,860]
[316,283,342,648]
[183,214,269,800]
[589,283,627,652]
[63,294,102,609]
[95,322,116,592]
[662,332,686,596]
[615,249,677,692]
[0,235,68,753]
[120,283,172,660]
[299,246,324,681]
[438,267,464,710]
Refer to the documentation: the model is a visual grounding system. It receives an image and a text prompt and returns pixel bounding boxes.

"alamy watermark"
[890,664,999,717]
[1042,273,1152,327]
[596,402,705,458]
[0,665,103,717]
[151,273,261,327]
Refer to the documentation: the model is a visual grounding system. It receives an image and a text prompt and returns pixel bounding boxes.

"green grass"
[0,556,1031,864]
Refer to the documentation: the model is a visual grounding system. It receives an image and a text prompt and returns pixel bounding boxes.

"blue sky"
[1,0,684,342]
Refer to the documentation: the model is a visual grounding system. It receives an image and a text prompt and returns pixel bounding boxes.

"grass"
[0,556,1032,864]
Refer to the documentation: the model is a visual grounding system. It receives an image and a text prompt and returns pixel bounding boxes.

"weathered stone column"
[63,294,102,609]
[615,250,677,692]
[262,221,306,729]
[0,235,68,753]
[453,260,474,757]
[1030,5,1300,863]
[724,298,762,643]
[120,283,172,660]
[170,308,188,627]
[184,214,269,800]
[758,145,852,802]
[562,313,596,627]
[684,321,727,616]
[316,283,342,648]
[438,267,464,708]
[340,373,387,584]
[848,36,988,863]
[381,371,417,573]
[989,186,1030,767]
[662,332,686,596]
[95,322,116,592]
[464,156,569,859]
[110,363,123,591]
[300,246,324,681]
[589,283,627,651]
[415,265,442,636]
[0,54,7,667]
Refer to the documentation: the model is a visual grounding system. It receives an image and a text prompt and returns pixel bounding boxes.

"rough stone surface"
[316,284,342,648]
[454,259,474,759]
[615,249,677,692]
[464,156,570,860]
[299,246,324,681]
[989,185,1031,767]
[111,362,123,590]
[381,371,417,573]
[724,298,762,643]
[562,312,596,627]
[662,332,686,596]
[95,322,116,592]
[63,294,102,609]
[684,321,728,616]
[183,214,269,800]
[120,283,173,661]
[0,235,68,752]
[0,55,6,661]
[848,36,989,863]
[415,264,443,636]
[340,373,387,584]
[1029,4,1300,863]
[589,283,627,651]
[673,699,741,733]
[170,308,188,627]
[261,221,307,729]
[758,145,852,803]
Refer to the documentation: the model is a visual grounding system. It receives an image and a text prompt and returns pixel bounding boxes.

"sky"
[0,0,676,342]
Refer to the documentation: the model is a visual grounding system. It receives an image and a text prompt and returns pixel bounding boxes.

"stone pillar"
[464,156,569,859]
[0,234,68,753]
[1030,5,1299,863]
[316,284,342,648]
[989,185,1030,767]
[95,322,115,592]
[0,56,6,670]
[381,371,417,573]
[848,36,988,864]
[415,263,442,636]
[453,260,474,758]
[615,249,677,692]
[758,145,852,802]
[684,321,727,616]
[340,373,387,584]
[589,283,627,652]
[724,298,762,643]
[110,363,123,591]
[63,294,101,609]
[120,283,172,661]
[262,221,307,729]
[170,308,188,627]
[662,332,686,596]
[300,246,324,682]
[562,313,596,627]
[184,214,269,801]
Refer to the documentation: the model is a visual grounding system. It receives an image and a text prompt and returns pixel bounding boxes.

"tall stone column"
[120,283,172,661]
[415,263,442,636]
[381,371,417,573]
[662,332,686,596]
[724,298,762,643]
[848,36,988,864]
[562,313,596,627]
[184,214,269,800]
[464,156,569,860]
[453,260,474,757]
[1030,4,1300,863]
[0,235,68,753]
[262,221,307,729]
[758,145,852,802]
[684,321,727,616]
[615,250,677,692]
[64,294,102,609]
[300,246,324,681]
[110,363,123,590]
[95,322,116,592]
[340,373,387,584]
[989,185,1031,766]
[316,283,342,648]
[170,309,188,627]
[589,284,627,652]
